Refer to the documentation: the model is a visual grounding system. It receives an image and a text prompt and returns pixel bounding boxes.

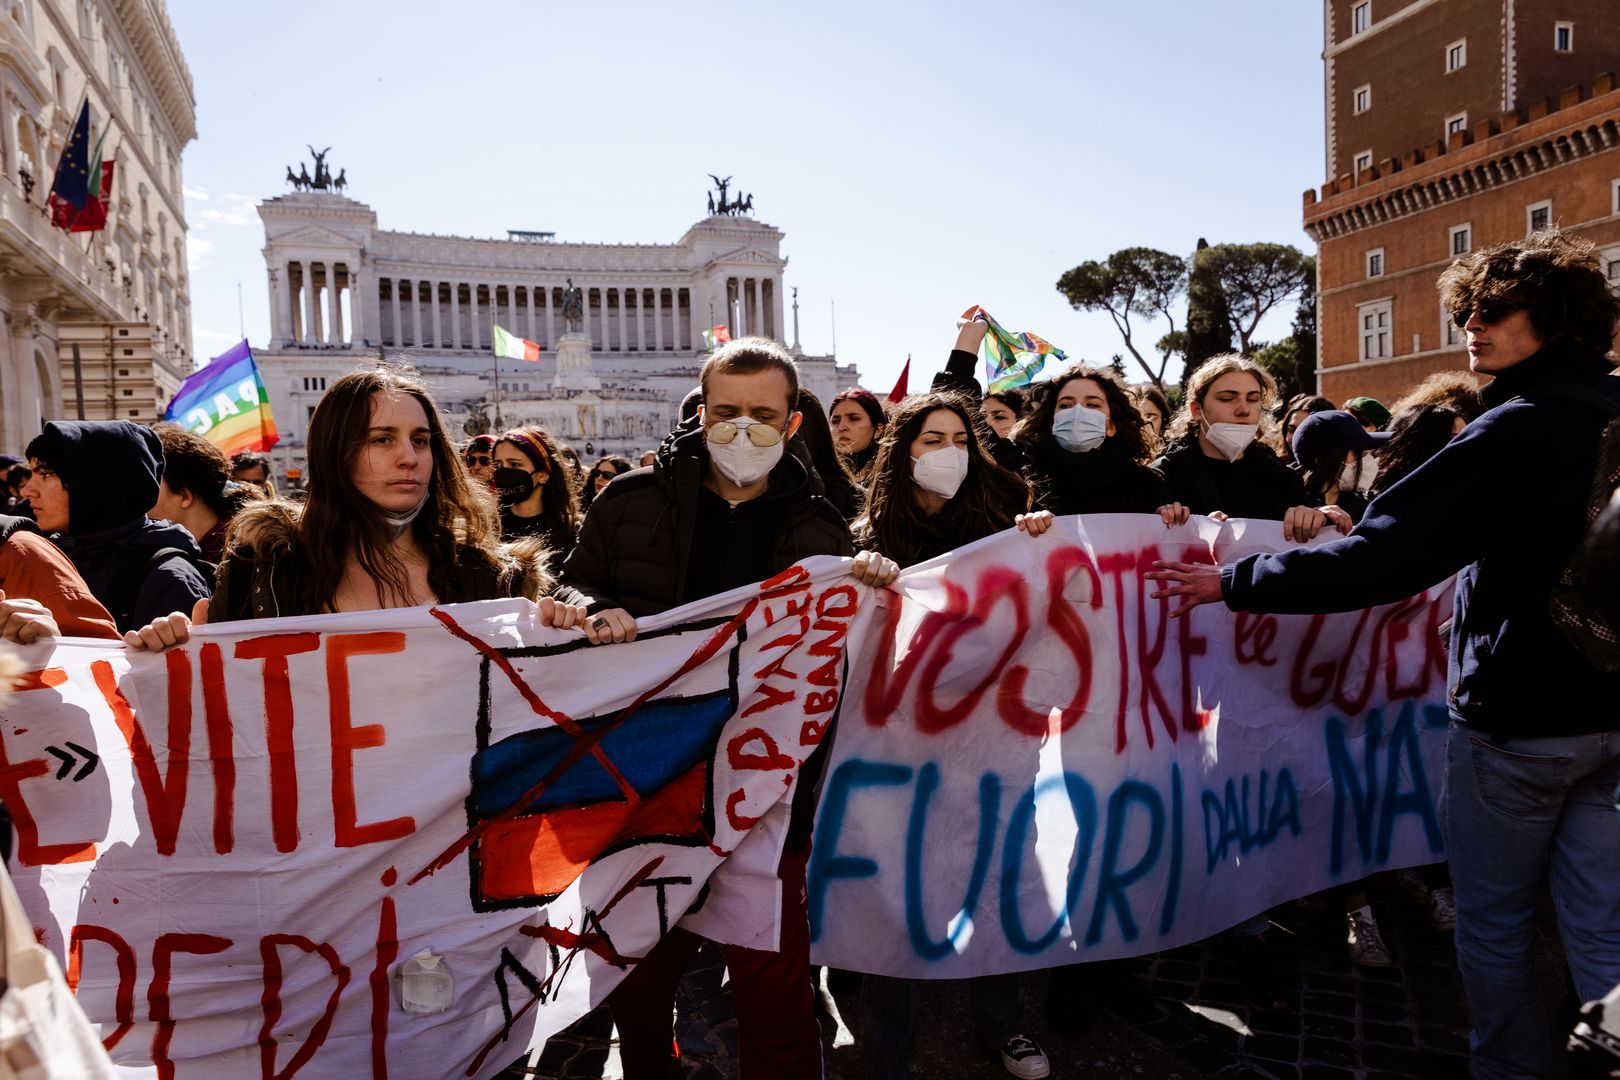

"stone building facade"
[1308,0,1620,403]
[0,0,194,454]
[252,191,859,482]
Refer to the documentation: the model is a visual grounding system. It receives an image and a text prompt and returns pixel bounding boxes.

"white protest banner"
[0,562,852,1079]
[807,514,1454,978]
[0,515,1453,1074]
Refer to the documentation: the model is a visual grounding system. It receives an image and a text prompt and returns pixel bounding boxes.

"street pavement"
[520,878,1580,1079]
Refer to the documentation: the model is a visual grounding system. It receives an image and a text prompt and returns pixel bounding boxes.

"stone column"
[620,288,631,351]
[526,286,538,343]
[428,282,441,347]
[653,288,665,351]
[304,263,322,345]
[349,263,369,344]
[268,264,288,345]
[0,315,20,450]
[544,286,555,347]
[327,265,343,345]
[450,283,461,349]
[581,287,592,348]
[0,92,16,182]
[470,285,482,351]
[771,277,784,343]
[389,278,402,347]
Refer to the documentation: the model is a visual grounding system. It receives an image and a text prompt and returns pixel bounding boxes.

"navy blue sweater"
[1222,348,1620,735]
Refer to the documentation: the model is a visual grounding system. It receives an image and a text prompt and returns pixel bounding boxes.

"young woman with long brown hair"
[1010,363,1170,517]
[125,366,581,645]
[853,390,1056,1080]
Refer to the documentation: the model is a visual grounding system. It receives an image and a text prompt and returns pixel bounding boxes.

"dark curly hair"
[1372,404,1460,496]
[857,391,1030,568]
[1437,229,1620,356]
[1011,364,1153,464]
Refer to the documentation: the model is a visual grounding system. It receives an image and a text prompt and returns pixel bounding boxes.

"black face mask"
[493,466,534,506]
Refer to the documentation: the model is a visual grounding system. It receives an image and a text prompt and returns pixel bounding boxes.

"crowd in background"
[1,228,1618,1080]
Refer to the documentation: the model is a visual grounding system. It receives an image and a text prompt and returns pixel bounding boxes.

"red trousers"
[608,842,822,1080]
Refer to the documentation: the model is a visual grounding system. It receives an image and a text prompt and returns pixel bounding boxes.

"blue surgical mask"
[1052,405,1108,453]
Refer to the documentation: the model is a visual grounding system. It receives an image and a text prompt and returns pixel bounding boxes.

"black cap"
[1292,410,1391,461]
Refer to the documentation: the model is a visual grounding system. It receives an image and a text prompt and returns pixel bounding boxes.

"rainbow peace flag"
[163,340,279,455]
[962,304,1067,392]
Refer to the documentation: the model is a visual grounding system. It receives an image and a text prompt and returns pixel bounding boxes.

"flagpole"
[492,348,502,430]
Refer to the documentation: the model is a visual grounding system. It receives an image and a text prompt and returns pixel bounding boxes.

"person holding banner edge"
[124,366,584,640]
[1147,229,1620,1080]
[852,388,1056,1080]
[556,336,898,1080]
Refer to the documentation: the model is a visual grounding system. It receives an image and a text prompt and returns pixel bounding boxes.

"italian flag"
[493,324,541,362]
[702,324,732,353]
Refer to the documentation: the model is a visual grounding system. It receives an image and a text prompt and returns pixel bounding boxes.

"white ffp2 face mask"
[1339,452,1378,492]
[1052,404,1108,453]
[1203,421,1258,462]
[911,445,970,499]
[705,417,784,487]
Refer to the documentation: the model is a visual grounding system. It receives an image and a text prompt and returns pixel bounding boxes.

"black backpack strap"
[104,546,209,634]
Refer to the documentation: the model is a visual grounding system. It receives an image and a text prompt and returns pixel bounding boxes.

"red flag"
[886,355,910,404]
[51,160,114,232]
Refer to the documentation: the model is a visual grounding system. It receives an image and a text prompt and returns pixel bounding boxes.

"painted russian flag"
[163,339,280,455]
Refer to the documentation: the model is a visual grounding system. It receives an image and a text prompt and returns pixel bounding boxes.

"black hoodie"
[25,420,212,632]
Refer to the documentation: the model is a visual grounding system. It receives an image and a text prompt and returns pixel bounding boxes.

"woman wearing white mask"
[852,390,1056,1080]
[1153,355,1328,542]
[1290,410,1390,528]
[1010,364,1173,518]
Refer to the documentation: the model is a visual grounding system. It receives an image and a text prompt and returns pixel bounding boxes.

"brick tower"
[1307,0,1620,403]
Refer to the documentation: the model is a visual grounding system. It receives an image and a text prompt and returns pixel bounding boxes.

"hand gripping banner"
[0,516,1452,1075]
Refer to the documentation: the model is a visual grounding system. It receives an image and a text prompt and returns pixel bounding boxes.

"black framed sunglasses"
[466,453,493,467]
[1451,302,1520,329]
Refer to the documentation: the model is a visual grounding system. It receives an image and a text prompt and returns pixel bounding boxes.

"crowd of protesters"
[1,229,1617,1080]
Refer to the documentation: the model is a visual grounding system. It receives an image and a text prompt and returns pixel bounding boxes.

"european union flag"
[49,101,92,210]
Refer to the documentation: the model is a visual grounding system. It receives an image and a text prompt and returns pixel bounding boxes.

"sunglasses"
[593,468,619,480]
[1451,302,1520,329]
[466,454,492,466]
[706,418,785,447]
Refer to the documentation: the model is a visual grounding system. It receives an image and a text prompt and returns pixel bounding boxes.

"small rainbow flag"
[164,340,279,456]
[961,304,1067,392]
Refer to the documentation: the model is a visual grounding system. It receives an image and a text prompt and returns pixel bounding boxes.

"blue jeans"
[1446,722,1620,1079]
[859,972,1023,1079]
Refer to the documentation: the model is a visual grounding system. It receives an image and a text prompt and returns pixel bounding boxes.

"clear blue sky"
[170,0,1325,392]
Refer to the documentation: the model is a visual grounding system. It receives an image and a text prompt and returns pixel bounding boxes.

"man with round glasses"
[557,335,897,1078]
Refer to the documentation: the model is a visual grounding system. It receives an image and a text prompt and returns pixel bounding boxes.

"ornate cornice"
[1305,82,1620,243]
[108,0,196,143]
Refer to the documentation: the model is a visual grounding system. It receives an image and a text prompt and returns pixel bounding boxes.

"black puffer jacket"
[557,420,855,617]
[26,420,212,632]
[1153,439,1308,520]
[1021,433,1170,516]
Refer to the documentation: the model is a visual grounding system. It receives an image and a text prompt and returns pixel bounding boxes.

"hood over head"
[25,420,165,535]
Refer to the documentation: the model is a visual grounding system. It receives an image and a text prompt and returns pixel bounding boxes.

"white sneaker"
[999,1032,1051,1079]
[1429,886,1457,931]
[1346,905,1393,967]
